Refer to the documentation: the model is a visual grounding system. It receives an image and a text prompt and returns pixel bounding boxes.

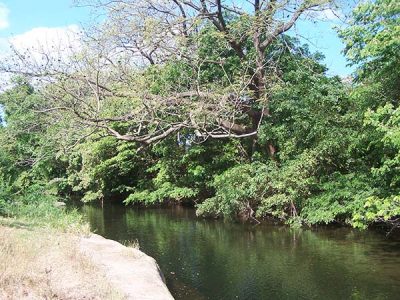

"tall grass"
[0,183,87,233]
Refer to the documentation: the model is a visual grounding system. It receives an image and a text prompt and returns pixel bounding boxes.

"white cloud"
[0,3,9,30]
[0,25,82,89]
[6,24,82,71]
[9,24,81,54]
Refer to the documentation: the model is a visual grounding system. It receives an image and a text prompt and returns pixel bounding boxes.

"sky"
[0,0,354,77]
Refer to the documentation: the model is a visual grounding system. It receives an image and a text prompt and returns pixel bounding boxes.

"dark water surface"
[78,203,400,300]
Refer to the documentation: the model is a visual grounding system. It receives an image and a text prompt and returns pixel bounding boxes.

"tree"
[2,0,336,154]
[6,0,398,230]
[340,0,400,101]
[338,0,400,229]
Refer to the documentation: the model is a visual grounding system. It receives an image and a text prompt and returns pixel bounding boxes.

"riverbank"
[0,219,173,300]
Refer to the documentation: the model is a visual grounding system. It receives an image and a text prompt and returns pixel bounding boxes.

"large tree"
[2,0,335,154]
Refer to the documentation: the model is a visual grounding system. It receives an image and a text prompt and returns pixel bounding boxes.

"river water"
[78,203,400,300]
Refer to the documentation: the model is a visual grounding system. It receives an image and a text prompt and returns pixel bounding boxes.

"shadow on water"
[77,202,400,300]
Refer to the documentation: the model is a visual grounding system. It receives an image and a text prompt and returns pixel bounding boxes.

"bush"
[0,183,84,232]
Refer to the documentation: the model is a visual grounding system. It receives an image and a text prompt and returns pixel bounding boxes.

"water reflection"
[81,203,400,300]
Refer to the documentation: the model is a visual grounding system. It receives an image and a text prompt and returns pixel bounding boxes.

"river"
[78,203,400,300]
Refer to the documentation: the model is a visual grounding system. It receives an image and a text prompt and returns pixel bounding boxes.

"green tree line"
[0,0,399,229]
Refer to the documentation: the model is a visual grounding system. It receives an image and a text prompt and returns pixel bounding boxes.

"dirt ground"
[0,223,174,300]
[0,225,123,300]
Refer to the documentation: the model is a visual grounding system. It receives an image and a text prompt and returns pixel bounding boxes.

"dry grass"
[122,239,140,250]
[0,225,125,300]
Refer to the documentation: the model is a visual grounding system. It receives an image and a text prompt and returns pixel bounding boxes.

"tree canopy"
[0,0,399,231]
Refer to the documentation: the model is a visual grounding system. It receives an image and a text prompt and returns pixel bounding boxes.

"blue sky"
[0,0,354,77]
[293,18,354,77]
[0,0,90,34]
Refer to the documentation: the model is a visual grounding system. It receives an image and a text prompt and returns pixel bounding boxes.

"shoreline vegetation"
[1,0,399,231]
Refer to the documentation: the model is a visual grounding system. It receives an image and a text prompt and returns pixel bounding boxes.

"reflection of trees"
[82,204,398,300]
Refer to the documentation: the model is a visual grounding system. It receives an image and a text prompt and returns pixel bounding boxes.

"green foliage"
[256,151,320,221]
[334,0,400,229]
[0,78,83,230]
[0,182,83,231]
[125,184,197,205]
[262,65,356,163]
[365,103,400,190]
[302,173,375,225]
[352,196,400,229]
[0,183,11,215]
[340,0,400,100]
[196,163,267,219]
[145,61,195,95]
[63,137,146,202]
[124,138,240,205]
[0,2,399,231]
